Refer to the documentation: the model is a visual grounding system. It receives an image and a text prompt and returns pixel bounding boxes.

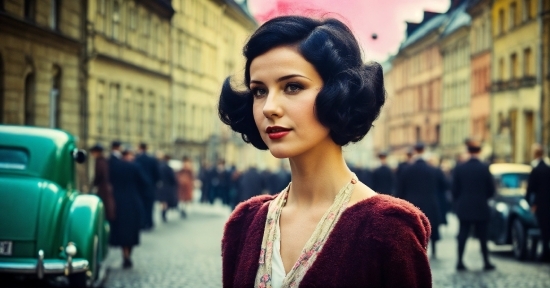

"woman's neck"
[287,140,354,209]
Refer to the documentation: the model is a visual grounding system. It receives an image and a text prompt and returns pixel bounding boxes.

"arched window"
[24,72,36,125]
[50,65,62,128]
[50,0,61,30]
[24,0,36,21]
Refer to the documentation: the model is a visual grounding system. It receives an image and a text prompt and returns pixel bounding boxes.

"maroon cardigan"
[222,194,432,288]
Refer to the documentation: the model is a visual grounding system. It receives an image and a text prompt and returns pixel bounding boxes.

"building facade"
[467,0,492,158]
[0,0,83,135]
[387,12,447,158]
[86,0,174,155]
[491,0,541,163]
[440,2,471,160]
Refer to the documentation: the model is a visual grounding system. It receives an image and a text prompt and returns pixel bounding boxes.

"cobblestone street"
[102,203,550,288]
[103,203,230,288]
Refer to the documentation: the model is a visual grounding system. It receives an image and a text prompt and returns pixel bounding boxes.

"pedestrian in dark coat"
[372,152,395,195]
[210,159,230,205]
[396,149,413,181]
[199,161,212,203]
[452,139,496,271]
[396,143,446,259]
[135,143,160,230]
[526,145,550,262]
[237,167,264,203]
[158,154,178,222]
[90,144,116,221]
[108,144,148,269]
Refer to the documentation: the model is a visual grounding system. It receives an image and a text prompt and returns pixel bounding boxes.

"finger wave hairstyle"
[218,15,386,150]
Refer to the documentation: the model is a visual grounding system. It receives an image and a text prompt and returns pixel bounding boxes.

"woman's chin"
[267,145,297,159]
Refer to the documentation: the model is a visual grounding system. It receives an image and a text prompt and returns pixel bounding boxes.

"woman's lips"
[266,126,291,140]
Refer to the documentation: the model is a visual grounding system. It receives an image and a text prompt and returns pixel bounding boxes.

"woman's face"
[250,46,330,159]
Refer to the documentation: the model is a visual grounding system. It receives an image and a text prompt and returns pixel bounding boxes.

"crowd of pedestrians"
[353,138,550,269]
[88,137,550,270]
[89,141,196,269]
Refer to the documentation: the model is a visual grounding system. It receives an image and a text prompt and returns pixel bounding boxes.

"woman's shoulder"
[224,194,276,231]
[346,194,431,245]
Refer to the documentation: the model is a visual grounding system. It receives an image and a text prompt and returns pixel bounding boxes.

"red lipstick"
[266,126,291,140]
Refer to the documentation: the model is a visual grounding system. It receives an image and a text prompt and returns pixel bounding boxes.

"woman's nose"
[262,93,283,119]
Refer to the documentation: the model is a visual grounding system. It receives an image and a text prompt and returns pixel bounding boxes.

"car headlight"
[65,242,77,257]
[519,199,530,211]
[495,202,508,213]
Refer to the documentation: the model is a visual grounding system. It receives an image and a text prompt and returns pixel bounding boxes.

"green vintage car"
[0,125,109,287]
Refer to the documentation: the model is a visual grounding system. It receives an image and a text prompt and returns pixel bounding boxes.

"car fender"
[61,194,105,262]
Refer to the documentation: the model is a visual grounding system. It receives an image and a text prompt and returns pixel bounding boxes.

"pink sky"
[247,0,451,62]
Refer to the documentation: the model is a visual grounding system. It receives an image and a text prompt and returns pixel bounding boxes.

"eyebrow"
[250,74,312,85]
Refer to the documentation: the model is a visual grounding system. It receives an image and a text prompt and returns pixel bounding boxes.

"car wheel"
[511,218,527,260]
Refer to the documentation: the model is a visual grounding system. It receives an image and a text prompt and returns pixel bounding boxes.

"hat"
[465,138,482,153]
[413,142,425,151]
[111,140,122,149]
[377,151,388,158]
[90,143,104,152]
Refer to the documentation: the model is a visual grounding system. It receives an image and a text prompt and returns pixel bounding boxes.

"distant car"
[488,163,539,260]
[0,126,109,287]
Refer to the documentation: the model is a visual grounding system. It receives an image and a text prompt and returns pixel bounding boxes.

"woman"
[219,16,432,287]
[176,156,194,218]
[158,154,178,222]
[109,148,148,268]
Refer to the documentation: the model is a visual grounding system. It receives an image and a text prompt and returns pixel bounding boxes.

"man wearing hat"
[396,148,413,181]
[396,142,447,259]
[452,138,496,271]
[135,142,160,230]
[526,144,550,262]
[90,144,115,222]
[372,151,395,195]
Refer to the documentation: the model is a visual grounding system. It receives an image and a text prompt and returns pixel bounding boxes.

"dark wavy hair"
[218,15,386,150]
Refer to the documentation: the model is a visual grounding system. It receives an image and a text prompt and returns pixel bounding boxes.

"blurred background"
[1,0,550,287]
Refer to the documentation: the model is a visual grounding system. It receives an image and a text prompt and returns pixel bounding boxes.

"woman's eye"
[252,88,267,98]
[285,83,303,94]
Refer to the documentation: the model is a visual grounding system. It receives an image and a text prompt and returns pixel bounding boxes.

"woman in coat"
[157,154,178,221]
[218,16,431,287]
[176,156,194,218]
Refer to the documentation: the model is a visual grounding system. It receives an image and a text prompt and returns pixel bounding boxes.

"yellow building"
[86,0,173,155]
[467,0,492,159]
[0,0,83,135]
[388,12,447,158]
[440,2,471,160]
[170,0,260,169]
[491,0,541,163]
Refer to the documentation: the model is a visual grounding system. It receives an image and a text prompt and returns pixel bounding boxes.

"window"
[109,84,120,135]
[50,0,61,30]
[124,87,132,138]
[129,7,136,30]
[510,53,518,79]
[148,93,155,138]
[524,0,533,20]
[499,58,505,79]
[415,126,421,142]
[112,1,120,40]
[96,81,105,133]
[24,0,36,21]
[523,48,532,76]
[510,2,518,28]
[499,9,505,34]
[98,0,106,15]
[24,72,36,125]
[0,149,29,170]
[50,65,62,128]
[136,90,144,136]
